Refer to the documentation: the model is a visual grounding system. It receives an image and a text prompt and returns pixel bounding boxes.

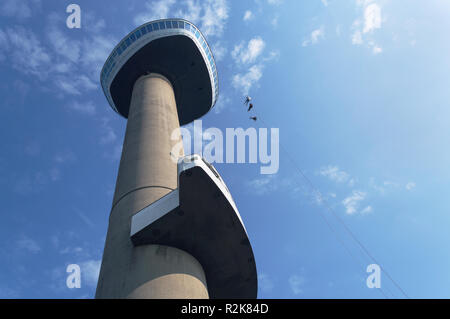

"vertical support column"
[95,74,209,299]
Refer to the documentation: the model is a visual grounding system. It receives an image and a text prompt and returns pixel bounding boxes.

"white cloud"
[263,50,280,62]
[288,274,305,295]
[267,0,283,5]
[246,175,277,195]
[342,190,366,215]
[79,259,101,287]
[232,64,263,95]
[99,118,117,145]
[68,101,96,115]
[363,3,381,34]
[243,10,253,21]
[371,43,383,54]
[134,0,176,26]
[302,26,325,47]
[135,0,230,39]
[321,0,328,6]
[319,165,350,183]
[0,12,114,97]
[246,174,299,196]
[258,272,275,293]
[16,236,41,254]
[352,30,363,45]
[175,0,202,23]
[313,191,338,206]
[213,93,230,114]
[81,35,117,78]
[232,37,265,64]
[0,27,51,78]
[0,0,37,19]
[199,0,229,38]
[46,20,80,63]
[360,205,373,214]
[406,182,416,191]
[352,1,382,54]
[59,246,83,255]
[211,41,227,61]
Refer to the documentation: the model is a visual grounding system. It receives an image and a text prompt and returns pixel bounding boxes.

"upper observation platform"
[100,19,218,126]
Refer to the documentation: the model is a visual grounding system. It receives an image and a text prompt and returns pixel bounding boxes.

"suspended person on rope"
[244,95,252,106]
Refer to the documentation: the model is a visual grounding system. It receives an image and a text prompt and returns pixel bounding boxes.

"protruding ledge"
[130,155,258,299]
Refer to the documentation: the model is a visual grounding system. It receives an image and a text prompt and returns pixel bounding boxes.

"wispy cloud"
[232,64,263,95]
[267,0,283,5]
[0,26,51,78]
[54,150,76,164]
[319,165,350,183]
[360,205,373,214]
[211,41,228,61]
[134,0,176,26]
[197,0,230,38]
[405,182,416,191]
[74,208,95,229]
[342,190,367,215]
[0,12,115,97]
[270,15,279,28]
[352,1,383,54]
[137,0,230,39]
[213,93,230,114]
[16,236,41,254]
[288,274,305,295]
[246,174,300,196]
[99,118,118,145]
[243,10,253,22]
[258,272,275,293]
[0,0,39,19]
[79,259,101,287]
[232,37,266,65]
[363,3,382,34]
[302,26,325,47]
[67,101,96,115]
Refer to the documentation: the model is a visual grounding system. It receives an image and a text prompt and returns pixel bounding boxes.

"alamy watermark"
[66,264,81,288]
[366,263,381,289]
[171,120,279,175]
[66,4,81,29]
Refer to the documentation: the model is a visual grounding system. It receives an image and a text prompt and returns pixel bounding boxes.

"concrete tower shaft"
[97,19,257,299]
[95,74,208,298]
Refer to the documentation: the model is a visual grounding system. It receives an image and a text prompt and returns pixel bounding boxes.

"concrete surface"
[95,74,208,299]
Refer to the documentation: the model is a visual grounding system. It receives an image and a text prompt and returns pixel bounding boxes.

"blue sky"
[1,0,450,298]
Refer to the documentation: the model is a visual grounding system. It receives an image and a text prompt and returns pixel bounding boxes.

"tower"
[96,19,257,299]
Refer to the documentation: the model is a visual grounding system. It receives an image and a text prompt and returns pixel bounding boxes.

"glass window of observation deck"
[159,22,165,29]
[152,22,159,30]
[146,24,153,32]
[165,21,172,28]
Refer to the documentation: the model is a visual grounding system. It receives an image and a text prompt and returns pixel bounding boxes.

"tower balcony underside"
[130,155,258,299]
[101,19,218,126]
